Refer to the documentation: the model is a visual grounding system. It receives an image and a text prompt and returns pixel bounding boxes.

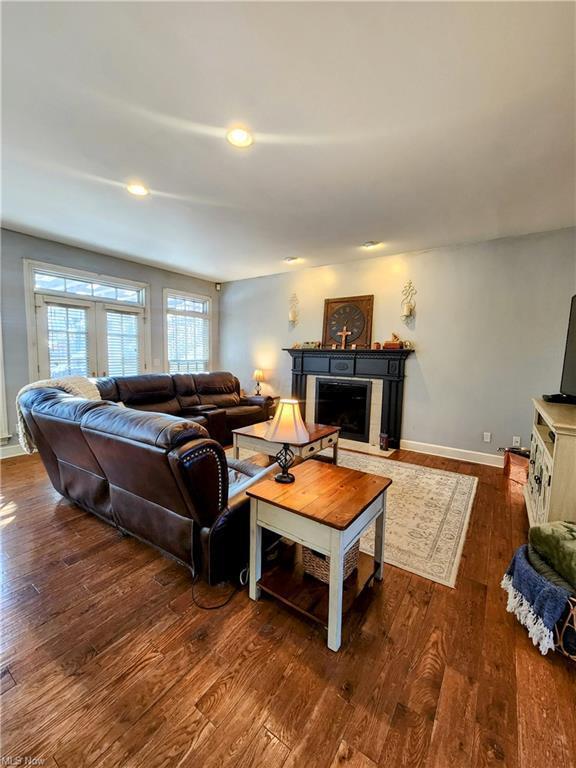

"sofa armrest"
[226,459,278,510]
[168,438,229,528]
[181,404,219,414]
[239,395,274,419]
[198,460,279,584]
[239,395,273,408]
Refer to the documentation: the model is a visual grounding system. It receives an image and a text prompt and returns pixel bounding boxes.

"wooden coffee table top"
[246,460,391,530]
[233,421,339,446]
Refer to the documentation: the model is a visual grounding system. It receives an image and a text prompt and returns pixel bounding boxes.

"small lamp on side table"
[253,369,264,395]
[265,399,309,484]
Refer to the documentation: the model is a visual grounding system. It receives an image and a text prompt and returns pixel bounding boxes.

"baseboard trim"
[1,440,503,467]
[0,444,27,460]
[399,439,504,468]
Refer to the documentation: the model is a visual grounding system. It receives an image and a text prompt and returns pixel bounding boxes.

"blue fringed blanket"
[501,545,570,654]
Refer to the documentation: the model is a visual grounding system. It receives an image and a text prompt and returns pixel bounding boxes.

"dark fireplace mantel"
[284,347,413,449]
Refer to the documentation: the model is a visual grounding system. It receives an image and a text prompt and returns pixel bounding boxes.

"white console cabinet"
[524,399,576,526]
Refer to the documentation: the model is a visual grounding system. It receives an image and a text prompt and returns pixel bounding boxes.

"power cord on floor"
[190,573,239,610]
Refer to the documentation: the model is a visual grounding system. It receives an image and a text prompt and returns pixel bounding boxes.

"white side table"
[246,461,391,651]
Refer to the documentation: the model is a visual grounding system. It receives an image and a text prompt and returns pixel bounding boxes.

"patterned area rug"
[336,451,478,588]
[228,447,478,588]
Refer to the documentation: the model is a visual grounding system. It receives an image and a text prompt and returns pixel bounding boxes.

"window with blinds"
[106,311,140,376]
[46,304,89,378]
[165,291,211,374]
[30,261,150,379]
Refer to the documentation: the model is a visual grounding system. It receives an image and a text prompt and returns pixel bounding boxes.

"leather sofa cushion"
[29,392,114,422]
[127,399,182,415]
[116,374,175,405]
[95,376,120,402]
[172,374,201,408]
[199,392,240,407]
[81,406,209,449]
[194,372,240,407]
[194,371,237,394]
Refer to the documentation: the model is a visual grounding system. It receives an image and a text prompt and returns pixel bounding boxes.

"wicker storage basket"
[302,542,360,584]
[555,596,576,662]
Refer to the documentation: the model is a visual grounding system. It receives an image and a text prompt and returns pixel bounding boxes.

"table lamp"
[253,368,264,395]
[266,399,309,483]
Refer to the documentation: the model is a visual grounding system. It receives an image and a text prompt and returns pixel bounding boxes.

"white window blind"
[106,310,140,376]
[165,291,211,374]
[46,304,89,378]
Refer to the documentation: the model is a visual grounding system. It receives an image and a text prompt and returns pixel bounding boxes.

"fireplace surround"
[284,347,413,449]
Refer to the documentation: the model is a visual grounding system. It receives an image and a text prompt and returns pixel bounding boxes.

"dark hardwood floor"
[1,451,574,768]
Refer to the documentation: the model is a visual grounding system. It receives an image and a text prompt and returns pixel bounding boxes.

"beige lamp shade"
[266,399,309,444]
[253,369,265,382]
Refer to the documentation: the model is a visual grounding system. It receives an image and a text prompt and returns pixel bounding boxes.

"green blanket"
[529,522,576,590]
[527,545,576,595]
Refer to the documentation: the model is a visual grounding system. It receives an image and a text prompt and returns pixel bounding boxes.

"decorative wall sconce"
[401,280,417,321]
[288,293,299,327]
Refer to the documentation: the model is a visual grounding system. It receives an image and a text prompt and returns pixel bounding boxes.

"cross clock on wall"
[322,295,374,349]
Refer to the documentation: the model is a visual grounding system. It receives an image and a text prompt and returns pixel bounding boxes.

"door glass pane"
[46,305,88,378]
[34,273,65,292]
[106,311,139,376]
[92,283,117,299]
[65,278,92,296]
[116,288,139,304]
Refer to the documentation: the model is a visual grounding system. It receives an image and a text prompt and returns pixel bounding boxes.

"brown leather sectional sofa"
[20,372,277,584]
[94,371,273,445]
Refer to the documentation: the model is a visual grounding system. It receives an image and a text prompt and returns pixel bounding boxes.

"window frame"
[24,259,151,380]
[163,288,212,374]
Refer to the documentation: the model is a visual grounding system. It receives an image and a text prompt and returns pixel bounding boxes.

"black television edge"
[543,294,576,405]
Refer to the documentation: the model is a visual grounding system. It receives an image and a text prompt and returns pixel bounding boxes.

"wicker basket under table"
[303,542,360,584]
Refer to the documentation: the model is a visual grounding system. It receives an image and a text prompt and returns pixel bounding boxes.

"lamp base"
[274,471,295,484]
[274,443,296,484]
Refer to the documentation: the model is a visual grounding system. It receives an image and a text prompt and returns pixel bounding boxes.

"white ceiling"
[2,2,574,282]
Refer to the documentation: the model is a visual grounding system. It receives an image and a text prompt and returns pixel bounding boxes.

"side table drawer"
[298,440,322,458]
[322,434,337,449]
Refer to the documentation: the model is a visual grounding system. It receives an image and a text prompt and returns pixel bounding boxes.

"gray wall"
[1,228,219,446]
[220,228,576,458]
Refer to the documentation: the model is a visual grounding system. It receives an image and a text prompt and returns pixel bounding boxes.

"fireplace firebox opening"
[315,378,372,443]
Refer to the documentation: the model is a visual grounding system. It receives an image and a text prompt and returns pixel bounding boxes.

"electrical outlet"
[512,436,521,447]
[483,432,491,443]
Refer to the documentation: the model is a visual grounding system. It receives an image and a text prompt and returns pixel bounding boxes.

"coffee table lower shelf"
[257,550,379,630]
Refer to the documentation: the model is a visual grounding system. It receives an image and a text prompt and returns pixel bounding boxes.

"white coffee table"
[232,421,339,464]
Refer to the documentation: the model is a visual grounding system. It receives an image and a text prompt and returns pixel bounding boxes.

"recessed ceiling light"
[362,240,383,249]
[283,256,301,264]
[226,126,254,149]
[126,182,150,197]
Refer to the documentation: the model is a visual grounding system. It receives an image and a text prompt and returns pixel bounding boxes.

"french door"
[35,295,145,379]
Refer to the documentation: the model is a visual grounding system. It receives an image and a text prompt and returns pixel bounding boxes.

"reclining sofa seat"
[21,387,275,584]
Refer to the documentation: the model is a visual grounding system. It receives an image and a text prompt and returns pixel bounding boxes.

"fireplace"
[285,347,413,449]
[315,378,372,443]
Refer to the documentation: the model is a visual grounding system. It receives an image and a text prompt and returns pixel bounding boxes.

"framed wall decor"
[322,295,374,349]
